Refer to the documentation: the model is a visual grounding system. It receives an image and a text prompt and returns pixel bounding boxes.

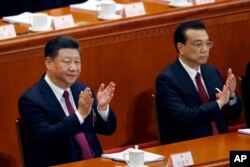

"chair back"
[16,118,26,167]
[152,94,167,145]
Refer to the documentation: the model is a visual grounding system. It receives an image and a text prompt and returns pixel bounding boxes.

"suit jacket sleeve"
[156,62,241,127]
[71,82,117,135]
[156,73,220,126]
[18,94,83,146]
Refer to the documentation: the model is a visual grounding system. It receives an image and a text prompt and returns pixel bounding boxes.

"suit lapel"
[173,60,201,102]
[200,66,216,101]
[70,83,81,109]
[39,78,66,118]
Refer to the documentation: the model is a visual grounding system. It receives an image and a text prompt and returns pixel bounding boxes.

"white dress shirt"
[179,58,236,108]
[44,74,109,123]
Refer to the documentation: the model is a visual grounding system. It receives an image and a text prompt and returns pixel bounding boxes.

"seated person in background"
[246,62,250,82]
[155,20,242,144]
[0,0,24,17]
[18,36,116,167]
[1,0,87,17]
[242,62,250,127]
[19,0,87,13]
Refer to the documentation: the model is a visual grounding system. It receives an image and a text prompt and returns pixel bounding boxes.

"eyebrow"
[193,39,211,42]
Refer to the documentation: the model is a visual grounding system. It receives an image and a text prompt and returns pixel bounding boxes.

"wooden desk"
[52,132,250,167]
[1,0,250,166]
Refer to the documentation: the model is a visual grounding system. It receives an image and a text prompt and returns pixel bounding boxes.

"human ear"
[177,42,184,54]
[45,57,52,69]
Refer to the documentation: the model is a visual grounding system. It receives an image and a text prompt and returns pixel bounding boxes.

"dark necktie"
[195,72,209,103]
[195,72,219,134]
[63,91,93,159]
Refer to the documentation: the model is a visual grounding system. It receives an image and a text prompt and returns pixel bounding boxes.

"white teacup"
[97,0,116,19]
[124,148,144,167]
[32,13,48,30]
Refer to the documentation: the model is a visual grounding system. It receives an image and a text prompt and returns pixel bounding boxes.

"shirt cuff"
[97,104,109,121]
[75,111,84,124]
[216,100,222,109]
[228,93,237,106]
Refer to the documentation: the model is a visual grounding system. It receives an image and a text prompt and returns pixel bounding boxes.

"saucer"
[98,14,122,20]
[125,165,149,167]
[28,26,52,32]
[160,0,173,2]
[169,1,193,7]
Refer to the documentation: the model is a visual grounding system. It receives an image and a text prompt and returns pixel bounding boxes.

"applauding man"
[155,21,242,144]
[18,36,116,167]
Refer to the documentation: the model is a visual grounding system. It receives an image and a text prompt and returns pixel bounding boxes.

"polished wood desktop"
[0,0,250,166]
[52,132,250,167]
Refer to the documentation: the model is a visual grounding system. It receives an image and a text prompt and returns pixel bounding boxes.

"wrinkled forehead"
[55,48,81,59]
[185,29,210,42]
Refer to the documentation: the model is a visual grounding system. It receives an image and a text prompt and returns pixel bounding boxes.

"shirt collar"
[44,74,71,101]
[179,57,201,81]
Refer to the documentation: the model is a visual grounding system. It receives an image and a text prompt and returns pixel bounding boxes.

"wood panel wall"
[0,0,250,166]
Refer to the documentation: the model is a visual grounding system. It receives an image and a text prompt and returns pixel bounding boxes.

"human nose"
[200,44,209,52]
[69,63,79,70]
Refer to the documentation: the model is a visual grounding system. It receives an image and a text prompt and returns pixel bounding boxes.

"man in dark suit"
[0,0,87,17]
[242,62,250,127]
[18,0,86,13]
[155,20,242,144]
[18,36,116,167]
[0,0,24,17]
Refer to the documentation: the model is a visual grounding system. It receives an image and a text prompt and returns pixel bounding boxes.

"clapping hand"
[216,85,231,107]
[216,68,236,108]
[97,82,116,111]
[226,68,236,96]
[78,87,93,119]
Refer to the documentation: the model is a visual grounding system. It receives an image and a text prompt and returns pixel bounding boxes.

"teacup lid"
[128,148,144,153]
[100,0,115,4]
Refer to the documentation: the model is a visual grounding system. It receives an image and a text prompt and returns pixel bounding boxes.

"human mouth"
[67,74,78,78]
[200,56,208,59]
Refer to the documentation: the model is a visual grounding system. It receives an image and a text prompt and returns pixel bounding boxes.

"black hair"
[174,20,206,52]
[45,36,80,58]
